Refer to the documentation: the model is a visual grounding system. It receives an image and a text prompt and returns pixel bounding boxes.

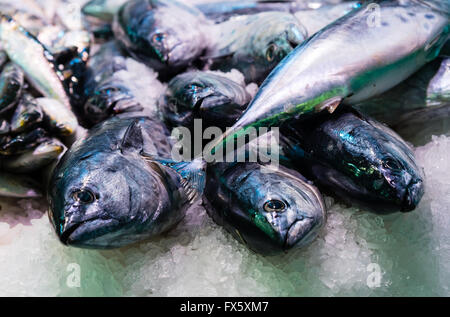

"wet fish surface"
[48,114,205,248]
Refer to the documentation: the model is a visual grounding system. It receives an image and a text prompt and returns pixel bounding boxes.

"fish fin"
[141,153,206,203]
[120,119,144,153]
[317,97,342,113]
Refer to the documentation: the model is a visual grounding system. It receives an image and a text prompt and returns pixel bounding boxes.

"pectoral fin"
[317,96,342,113]
[141,153,206,203]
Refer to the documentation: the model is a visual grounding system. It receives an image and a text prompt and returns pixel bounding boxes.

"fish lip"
[400,179,424,212]
[59,221,85,245]
[283,217,316,250]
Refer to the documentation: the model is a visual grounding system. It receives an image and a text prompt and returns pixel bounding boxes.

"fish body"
[207,11,307,84]
[82,42,164,126]
[162,70,252,129]
[0,62,24,114]
[356,57,450,125]
[113,0,212,72]
[281,107,425,213]
[203,162,326,254]
[0,15,71,109]
[82,0,128,22]
[213,0,449,154]
[1,138,65,173]
[48,115,205,248]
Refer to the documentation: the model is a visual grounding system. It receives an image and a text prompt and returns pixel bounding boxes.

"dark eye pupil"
[74,190,94,203]
[264,200,286,212]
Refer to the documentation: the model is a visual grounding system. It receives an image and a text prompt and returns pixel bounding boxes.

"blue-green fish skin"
[48,115,205,249]
[113,0,211,72]
[0,62,24,114]
[281,107,425,213]
[213,0,449,154]
[203,162,326,255]
[162,70,251,129]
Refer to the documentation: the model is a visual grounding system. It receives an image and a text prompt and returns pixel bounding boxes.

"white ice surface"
[0,135,449,296]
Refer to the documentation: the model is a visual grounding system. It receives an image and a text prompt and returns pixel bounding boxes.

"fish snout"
[401,179,425,212]
[284,216,320,250]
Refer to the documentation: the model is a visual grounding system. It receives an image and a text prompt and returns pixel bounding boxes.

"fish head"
[212,164,325,254]
[375,141,425,212]
[115,0,208,69]
[330,113,425,212]
[241,13,307,82]
[48,141,166,248]
[84,79,142,124]
[164,72,250,128]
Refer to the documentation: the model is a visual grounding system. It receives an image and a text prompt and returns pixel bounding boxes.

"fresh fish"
[1,138,65,173]
[0,172,42,198]
[82,42,164,126]
[210,0,450,156]
[0,14,71,109]
[280,106,425,213]
[48,115,206,248]
[356,57,450,125]
[162,70,252,129]
[9,94,44,134]
[113,0,212,72]
[35,98,79,137]
[0,127,48,156]
[203,162,326,254]
[206,11,308,84]
[0,62,24,114]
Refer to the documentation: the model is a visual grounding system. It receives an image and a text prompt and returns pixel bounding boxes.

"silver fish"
[210,0,449,156]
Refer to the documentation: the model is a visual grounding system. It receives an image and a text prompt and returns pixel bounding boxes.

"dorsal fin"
[120,119,144,153]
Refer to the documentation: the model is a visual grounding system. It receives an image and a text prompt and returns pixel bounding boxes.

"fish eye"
[73,189,96,204]
[266,44,277,62]
[263,199,286,212]
[152,33,165,43]
[382,158,401,170]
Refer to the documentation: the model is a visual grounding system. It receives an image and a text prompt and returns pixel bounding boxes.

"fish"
[0,14,71,109]
[82,42,164,126]
[161,70,252,129]
[112,0,212,72]
[0,172,42,198]
[0,127,49,156]
[0,62,24,114]
[203,162,326,254]
[280,106,425,213]
[206,11,308,84]
[9,94,44,134]
[1,138,65,173]
[210,0,450,157]
[34,97,79,137]
[355,57,450,125]
[48,115,206,248]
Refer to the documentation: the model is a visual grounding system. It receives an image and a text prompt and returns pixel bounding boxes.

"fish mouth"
[284,217,319,250]
[59,217,120,247]
[400,179,425,212]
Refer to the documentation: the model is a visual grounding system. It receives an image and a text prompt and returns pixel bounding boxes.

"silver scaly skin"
[0,14,71,109]
[210,0,449,155]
